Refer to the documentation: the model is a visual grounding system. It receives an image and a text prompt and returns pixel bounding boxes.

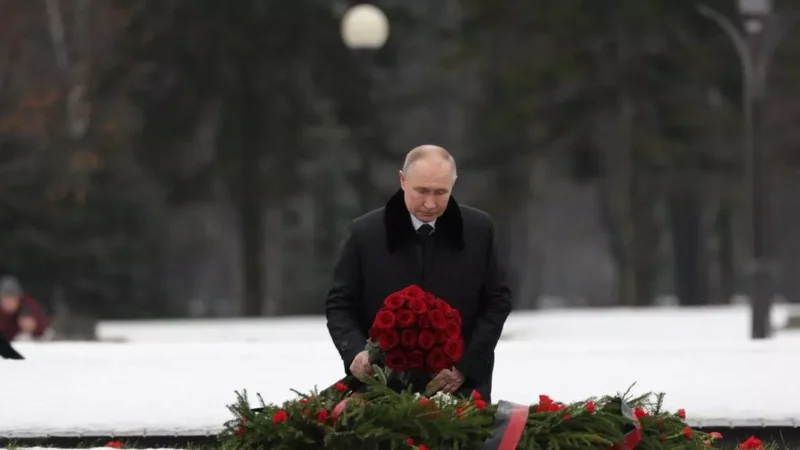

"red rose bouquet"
[366,285,464,380]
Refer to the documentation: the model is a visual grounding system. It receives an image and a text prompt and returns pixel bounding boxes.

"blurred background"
[2,0,800,342]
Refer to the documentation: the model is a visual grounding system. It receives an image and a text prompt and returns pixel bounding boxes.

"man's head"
[399,145,457,222]
[0,276,22,314]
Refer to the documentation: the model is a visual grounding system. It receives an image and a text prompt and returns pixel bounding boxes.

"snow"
[95,304,800,343]
[3,306,800,438]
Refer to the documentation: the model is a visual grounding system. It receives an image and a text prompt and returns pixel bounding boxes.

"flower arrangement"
[221,372,779,450]
[366,285,463,382]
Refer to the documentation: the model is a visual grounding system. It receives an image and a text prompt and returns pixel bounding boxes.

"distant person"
[0,276,50,342]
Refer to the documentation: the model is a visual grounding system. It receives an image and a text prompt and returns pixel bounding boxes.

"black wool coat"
[325,189,513,402]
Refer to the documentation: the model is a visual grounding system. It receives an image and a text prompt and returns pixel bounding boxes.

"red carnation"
[444,321,460,338]
[434,330,448,344]
[634,407,648,418]
[378,329,400,351]
[385,350,408,371]
[682,426,692,440]
[422,292,436,306]
[418,314,432,329]
[677,408,686,419]
[374,310,396,329]
[400,328,418,349]
[407,297,428,314]
[272,409,289,424]
[396,309,416,327]
[428,309,447,330]
[403,285,425,298]
[417,330,436,350]
[443,337,464,362]
[585,401,596,414]
[739,436,763,450]
[426,346,449,372]
[384,293,405,310]
[317,409,329,423]
[406,350,424,370]
[334,382,347,392]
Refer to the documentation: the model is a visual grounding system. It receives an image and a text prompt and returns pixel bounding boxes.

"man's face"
[400,158,455,222]
[0,295,20,314]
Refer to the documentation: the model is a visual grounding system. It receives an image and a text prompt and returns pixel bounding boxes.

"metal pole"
[749,74,770,339]
[697,5,770,338]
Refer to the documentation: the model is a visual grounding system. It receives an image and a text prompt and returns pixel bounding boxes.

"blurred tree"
[102,0,391,315]
[457,0,744,306]
[0,0,167,318]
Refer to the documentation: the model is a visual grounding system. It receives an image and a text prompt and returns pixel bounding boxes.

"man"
[0,276,50,342]
[325,145,512,402]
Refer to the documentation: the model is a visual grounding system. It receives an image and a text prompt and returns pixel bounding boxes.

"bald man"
[325,145,512,402]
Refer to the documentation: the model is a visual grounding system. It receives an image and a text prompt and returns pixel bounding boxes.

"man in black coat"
[325,145,512,402]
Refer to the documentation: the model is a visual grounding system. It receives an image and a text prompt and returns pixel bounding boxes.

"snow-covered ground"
[95,304,800,343]
[3,306,800,438]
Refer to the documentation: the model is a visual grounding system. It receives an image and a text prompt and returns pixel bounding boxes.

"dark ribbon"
[481,400,529,450]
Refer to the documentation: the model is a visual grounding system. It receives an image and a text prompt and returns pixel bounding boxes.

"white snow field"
[95,304,800,343]
[2,306,800,439]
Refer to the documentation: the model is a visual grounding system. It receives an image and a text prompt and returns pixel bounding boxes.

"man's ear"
[399,170,406,189]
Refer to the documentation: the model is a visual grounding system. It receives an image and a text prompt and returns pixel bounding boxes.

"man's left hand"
[425,366,465,395]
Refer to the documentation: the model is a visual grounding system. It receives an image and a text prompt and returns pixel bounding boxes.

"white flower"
[431,391,458,406]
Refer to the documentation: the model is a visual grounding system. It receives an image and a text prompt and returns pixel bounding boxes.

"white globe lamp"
[340,4,390,50]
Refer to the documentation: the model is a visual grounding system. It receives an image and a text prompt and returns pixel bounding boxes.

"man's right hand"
[349,350,372,381]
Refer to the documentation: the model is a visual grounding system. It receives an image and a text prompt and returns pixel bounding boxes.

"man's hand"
[349,350,372,381]
[425,366,465,395]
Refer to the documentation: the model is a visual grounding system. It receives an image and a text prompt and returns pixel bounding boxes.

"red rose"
[383,293,405,310]
[677,408,686,419]
[400,328,418,349]
[444,321,460,338]
[434,330,448,344]
[682,426,691,440]
[369,326,383,341]
[434,298,453,313]
[585,401,596,414]
[418,314,432,329]
[334,382,347,393]
[317,409,329,423]
[417,330,436,350]
[406,350,424,370]
[422,292,436,306]
[452,310,462,327]
[385,350,408,371]
[443,337,464,362]
[374,310,396,329]
[407,297,428,314]
[403,285,425,298]
[378,329,400,351]
[428,309,447,330]
[634,407,648,418]
[396,309,416,327]
[426,346,449,372]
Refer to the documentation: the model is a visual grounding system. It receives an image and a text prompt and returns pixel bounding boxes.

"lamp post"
[698,0,797,339]
[340,4,390,212]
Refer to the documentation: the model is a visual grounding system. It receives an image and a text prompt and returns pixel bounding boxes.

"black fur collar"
[383,189,465,253]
